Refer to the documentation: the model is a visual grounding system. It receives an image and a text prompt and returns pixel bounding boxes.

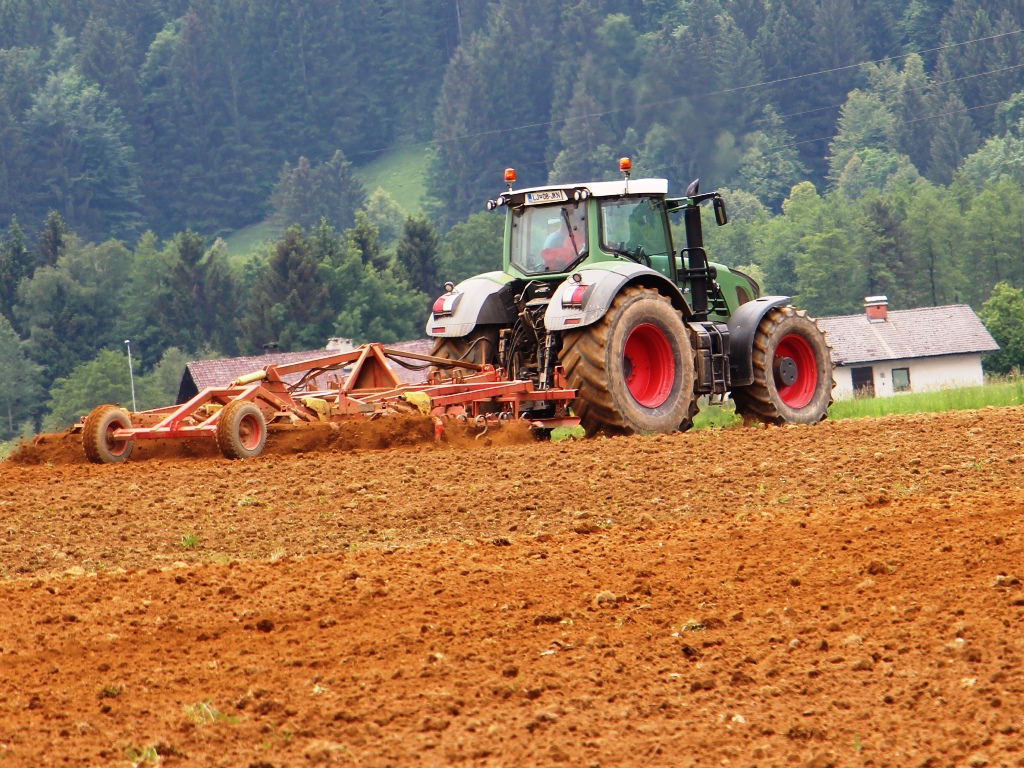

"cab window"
[510,203,587,275]
[599,198,671,275]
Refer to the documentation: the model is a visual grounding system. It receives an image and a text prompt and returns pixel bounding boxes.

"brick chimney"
[864,295,888,322]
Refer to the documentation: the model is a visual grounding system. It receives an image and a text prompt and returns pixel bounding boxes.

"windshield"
[510,202,587,275]
[599,197,670,272]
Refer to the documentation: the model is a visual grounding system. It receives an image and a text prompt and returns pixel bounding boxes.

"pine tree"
[0,216,32,324]
[904,182,966,306]
[16,238,133,382]
[347,211,386,271]
[394,216,442,296]
[37,211,68,267]
[827,91,900,184]
[362,188,406,247]
[270,151,366,232]
[896,55,933,173]
[23,70,141,241]
[857,193,911,305]
[428,1,559,228]
[928,93,980,183]
[240,225,334,353]
[153,229,239,357]
[0,312,42,439]
[737,106,808,210]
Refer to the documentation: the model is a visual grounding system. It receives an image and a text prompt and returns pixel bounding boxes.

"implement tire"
[560,286,697,436]
[216,401,267,459]
[731,305,834,425]
[83,405,135,464]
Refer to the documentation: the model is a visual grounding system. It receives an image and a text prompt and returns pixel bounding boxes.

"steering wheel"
[633,245,651,267]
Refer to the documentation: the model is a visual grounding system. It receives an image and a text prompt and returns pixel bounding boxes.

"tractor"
[73,159,833,464]
[426,159,834,435]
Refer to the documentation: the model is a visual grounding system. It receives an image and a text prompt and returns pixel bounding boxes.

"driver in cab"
[539,217,584,272]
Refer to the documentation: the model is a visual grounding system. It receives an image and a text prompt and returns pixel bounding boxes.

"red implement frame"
[82,344,578,460]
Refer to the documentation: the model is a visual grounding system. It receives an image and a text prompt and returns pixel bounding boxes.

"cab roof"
[509,178,668,199]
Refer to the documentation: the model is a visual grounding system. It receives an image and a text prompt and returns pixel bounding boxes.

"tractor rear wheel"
[83,405,135,464]
[560,286,697,436]
[428,326,499,380]
[731,305,834,425]
[216,401,267,459]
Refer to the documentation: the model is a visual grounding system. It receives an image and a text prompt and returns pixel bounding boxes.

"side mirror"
[713,196,728,226]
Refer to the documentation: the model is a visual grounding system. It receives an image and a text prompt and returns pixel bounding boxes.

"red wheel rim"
[238,412,264,451]
[775,333,818,408]
[623,323,676,408]
[105,420,130,457]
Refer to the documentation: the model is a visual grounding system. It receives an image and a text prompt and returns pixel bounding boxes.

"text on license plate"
[525,190,568,205]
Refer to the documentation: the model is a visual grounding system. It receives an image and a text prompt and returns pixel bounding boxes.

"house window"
[851,366,875,397]
[892,367,911,392]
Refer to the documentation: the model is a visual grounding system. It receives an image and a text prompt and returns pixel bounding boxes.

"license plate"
[525,190,567,205]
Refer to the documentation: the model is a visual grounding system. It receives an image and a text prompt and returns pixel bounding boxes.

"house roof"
[816,304,999,366]
[176,339,438,403]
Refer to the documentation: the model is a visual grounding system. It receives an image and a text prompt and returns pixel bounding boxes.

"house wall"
[831,353,986,399]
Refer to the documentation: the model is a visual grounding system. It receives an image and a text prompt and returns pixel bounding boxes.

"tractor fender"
[544,262,688,331]
[426,272,516,338]
[726,295,790,386]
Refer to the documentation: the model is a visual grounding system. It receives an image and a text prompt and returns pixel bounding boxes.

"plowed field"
[1,407,1023,767]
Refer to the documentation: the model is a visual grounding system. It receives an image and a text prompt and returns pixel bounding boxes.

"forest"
[1,0,1024,442]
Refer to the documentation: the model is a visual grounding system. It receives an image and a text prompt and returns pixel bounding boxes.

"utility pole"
[125,339,137,412]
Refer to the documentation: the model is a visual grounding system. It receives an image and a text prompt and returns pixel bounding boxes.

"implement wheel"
[83,405,135,464]
[731,305,834,425]
[560,286,697,435]
[216,401,267,459]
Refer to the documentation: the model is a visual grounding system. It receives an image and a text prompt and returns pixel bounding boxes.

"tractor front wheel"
[83,405,135,464]
[560,286,697,435]
[731,305,834,425]
[216,401,267,459]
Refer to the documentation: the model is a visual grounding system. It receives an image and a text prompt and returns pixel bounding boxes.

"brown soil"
[1,407,1023,767]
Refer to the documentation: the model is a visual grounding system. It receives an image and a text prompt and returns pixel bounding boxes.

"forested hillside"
[1,0,1024,444]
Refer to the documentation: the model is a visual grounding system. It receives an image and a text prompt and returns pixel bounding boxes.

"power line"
[130,27,1024,195]
[762,95,1018,155]
[343,28,1023,161]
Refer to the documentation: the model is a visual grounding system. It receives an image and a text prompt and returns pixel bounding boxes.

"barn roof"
[176,339,437,404]
[816,304,999,366]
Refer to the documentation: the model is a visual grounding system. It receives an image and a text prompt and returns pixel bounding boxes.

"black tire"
[216,401,267,459]
[731,305,834,425]
[83,405,135,464]
[428,326,499,380]
[559,286,697,436]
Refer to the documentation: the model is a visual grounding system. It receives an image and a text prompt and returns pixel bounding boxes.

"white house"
[817,296,999,399]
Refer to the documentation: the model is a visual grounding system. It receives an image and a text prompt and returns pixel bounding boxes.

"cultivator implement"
[77,343,579,464]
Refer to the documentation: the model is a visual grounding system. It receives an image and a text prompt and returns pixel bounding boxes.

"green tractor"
[427,160,834,435]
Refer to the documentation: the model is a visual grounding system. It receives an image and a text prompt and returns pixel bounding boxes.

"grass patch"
[220,145,429,262]
[98,684,123,699]
[180,532,199,550]
[0,439,17,461]
[692,398,743,430]
[354,144,430,214]
[220,219,282,261]
[827,378,1024,420]
[124,745,159,766]
[183,699,238,726]
[550,425,586,441]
